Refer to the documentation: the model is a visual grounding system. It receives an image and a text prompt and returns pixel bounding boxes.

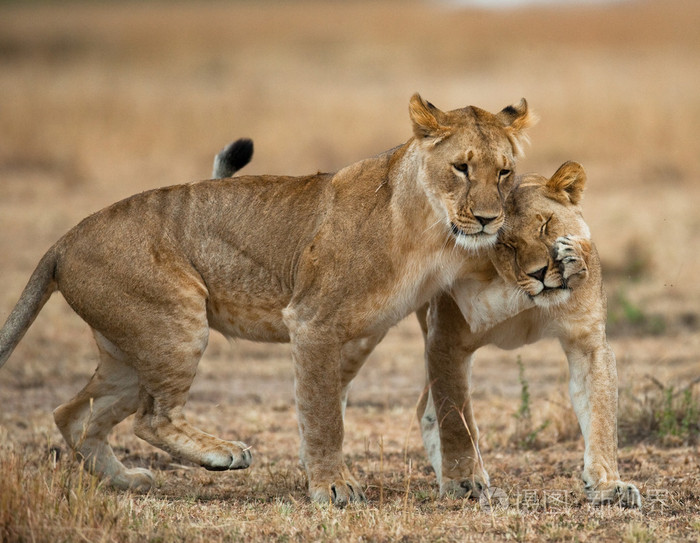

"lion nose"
[474,214,498,227]
[527,266,548,283]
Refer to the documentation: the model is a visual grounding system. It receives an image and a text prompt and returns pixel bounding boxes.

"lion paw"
[201,441,252,471]
[553,235,590,289]
[441,472,490,500]
[586,481,642,509]
[108,467,155,492]
[309,472,366,507]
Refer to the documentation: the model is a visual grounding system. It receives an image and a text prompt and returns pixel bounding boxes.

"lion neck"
[386,141,477,269]
[384,140,482,303]
[384,141,446,248]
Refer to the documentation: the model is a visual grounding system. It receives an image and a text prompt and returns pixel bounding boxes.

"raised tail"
[212,138,254,178]
[0,249,58,368]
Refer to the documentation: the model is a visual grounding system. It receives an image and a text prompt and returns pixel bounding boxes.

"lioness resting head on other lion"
[213,147,640,508]
[0,94,534,506]
[417,163,641,509]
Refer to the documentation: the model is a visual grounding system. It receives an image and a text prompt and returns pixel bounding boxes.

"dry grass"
[1,0,700,541]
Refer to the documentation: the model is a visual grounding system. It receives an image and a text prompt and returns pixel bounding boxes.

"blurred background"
[0,0,698,450]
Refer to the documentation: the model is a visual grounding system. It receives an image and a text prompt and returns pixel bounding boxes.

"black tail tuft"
[212,138,254,178]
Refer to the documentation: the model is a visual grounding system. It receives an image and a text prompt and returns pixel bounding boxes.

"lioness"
[213,145,639,508]
[418,162,642,508]
[0,94,534,506]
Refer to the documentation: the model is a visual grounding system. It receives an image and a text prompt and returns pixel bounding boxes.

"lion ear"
[547,161,587,205]
[409,93,450,142]
[496,98,538,158]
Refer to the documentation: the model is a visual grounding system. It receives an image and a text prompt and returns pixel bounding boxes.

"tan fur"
[0,95,534,505]
[417,162,641,508]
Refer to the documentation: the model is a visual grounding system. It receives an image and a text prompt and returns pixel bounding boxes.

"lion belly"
[206,294,289,343]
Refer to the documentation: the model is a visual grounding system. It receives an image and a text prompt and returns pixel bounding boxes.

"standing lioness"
[216,147,641,508]
[0,94,534,506]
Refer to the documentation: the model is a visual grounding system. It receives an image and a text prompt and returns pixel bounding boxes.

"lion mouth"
[530,286,571,308]
[450,223,496,251]
[450,223,485,238]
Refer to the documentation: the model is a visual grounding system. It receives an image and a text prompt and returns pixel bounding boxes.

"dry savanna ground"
[0,1,699,541]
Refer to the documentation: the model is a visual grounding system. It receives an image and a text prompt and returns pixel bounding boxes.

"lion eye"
[540,216,552,237]
[453,163,469,174]
[499,169,512,178]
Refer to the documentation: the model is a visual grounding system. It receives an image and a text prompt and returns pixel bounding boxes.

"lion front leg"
[288,321,365,506]
[564,340,641,508]
[420,293,489,499]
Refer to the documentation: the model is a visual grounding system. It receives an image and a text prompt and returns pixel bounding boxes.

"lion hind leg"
[134,390,252,472]
[419,388,443,485]
[53,332,153,491]
[132,323,251,472]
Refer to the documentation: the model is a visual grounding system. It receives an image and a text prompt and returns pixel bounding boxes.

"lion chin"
[531,287,571,308]
[451,227,498,252]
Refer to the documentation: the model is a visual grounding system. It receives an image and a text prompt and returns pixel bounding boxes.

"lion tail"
[212,138,254,178]
[0,248,58,369]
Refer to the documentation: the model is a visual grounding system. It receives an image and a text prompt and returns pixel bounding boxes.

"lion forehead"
[448,121,516,159]
[497,186,590,273]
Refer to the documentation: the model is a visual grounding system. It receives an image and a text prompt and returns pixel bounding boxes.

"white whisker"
[422,217,446,236]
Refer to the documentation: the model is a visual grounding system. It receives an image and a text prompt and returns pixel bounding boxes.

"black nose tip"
[527,266,548,283]
[474,215,497,227]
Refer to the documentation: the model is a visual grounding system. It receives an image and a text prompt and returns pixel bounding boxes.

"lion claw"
[311,480,366,507]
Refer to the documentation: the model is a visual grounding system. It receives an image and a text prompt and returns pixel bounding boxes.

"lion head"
[492,161,592,308]
[409,93,537,251]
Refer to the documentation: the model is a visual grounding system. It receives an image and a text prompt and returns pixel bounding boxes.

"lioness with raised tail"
[0,94,534,506]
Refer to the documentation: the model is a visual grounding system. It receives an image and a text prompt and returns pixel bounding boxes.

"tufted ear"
[409,93,450,142]
[546,161,587,205]
[496,98,538,158]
